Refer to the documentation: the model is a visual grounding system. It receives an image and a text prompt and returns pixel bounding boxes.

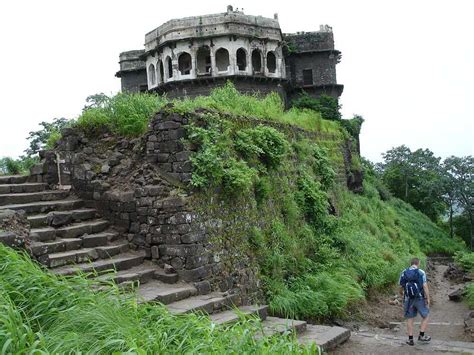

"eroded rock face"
[0,209,30,248]
[444,263,467,282]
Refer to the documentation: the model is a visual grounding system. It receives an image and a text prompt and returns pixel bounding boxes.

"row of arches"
[148,47,279,86]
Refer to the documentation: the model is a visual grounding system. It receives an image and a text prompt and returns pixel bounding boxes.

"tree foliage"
[443,156,474,248]
[378,146,473,249]
[379,145,445,221]
[25,118,70,156]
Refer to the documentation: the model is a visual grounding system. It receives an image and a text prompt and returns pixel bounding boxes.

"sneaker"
[406,339,415,346]
[418,334,431,342]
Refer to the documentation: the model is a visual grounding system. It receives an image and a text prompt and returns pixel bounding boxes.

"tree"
[443,156,474,249]
[83,93,110,111]
[380,146,445,221]
[25,117,70,156]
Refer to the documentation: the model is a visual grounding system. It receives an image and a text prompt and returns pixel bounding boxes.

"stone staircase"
[0,174,350,351]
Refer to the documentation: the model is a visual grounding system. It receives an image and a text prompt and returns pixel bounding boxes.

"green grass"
[0,244,313,354]
[187,111,465,321]
[73,82,343,138]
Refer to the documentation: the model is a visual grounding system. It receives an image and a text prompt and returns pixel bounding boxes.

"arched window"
[197,46,211,75]
[166,56,173,79]
[252,49,262,73]
[236,48,247,71]
[148,63,156,85]
[267,52,276,73]
[158,60,164,83]
[215,48,230,72]
[178,52,192,75]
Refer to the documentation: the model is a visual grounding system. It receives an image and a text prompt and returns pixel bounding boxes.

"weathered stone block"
[173,161,193,173]
[151,245,160,259]
[158,244,203,257]
[157,121,181,130]
[170,257,184,269]
[175,151,193,162]
[178,265,211,282]
[181,232,206,244]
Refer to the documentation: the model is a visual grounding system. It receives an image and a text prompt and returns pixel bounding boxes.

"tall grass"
[73,82,342,138]
[0,244,312,354]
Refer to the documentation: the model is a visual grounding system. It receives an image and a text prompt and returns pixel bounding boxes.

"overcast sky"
[0,0,472,161]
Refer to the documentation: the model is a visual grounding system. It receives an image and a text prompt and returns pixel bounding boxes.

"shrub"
[295,173,329,230]
[466,283,474,309]
[454,252,474,272]
[235,125,288,168]
[291,92,341,121]
[0,156,39,176]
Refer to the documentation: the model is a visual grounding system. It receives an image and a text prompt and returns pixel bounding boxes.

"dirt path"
[333,260,472,354]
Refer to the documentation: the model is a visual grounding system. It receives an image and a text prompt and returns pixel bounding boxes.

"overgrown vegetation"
[186,110,464,320]
[0,156,38,176]
[453,251,474,308]
[377,146,473,249]
[0,244,312,354]
[72,82,344,138]
[291,92,341,121]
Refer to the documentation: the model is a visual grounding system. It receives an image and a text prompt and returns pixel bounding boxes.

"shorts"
[404,297,429,319]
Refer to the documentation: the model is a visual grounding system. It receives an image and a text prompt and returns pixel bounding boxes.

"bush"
[454,252,474,272]
[291,92,341,121]
[0,156,39,176]
[466,283,474,309]
[235,125,288,169]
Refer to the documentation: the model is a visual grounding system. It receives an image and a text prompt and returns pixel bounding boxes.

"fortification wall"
[33,108,361,303]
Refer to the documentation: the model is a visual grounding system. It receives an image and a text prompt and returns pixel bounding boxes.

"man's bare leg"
[407,318,414,336]
[420,315,429,332]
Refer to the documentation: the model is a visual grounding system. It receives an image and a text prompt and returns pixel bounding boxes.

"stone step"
[82,232,117,248]
[30,220,109,241]
[39,247,100,268]
[154,268,179,284]
[209,305,268,325]
[28,208,97,228]
[0,175,28,184]
[297,324,351,352]
[258,317,307,337]
[0,183,47,194]
[52,251,146,276]
[0,199,83,214]
[166,292,239,315]
[97,264,158,285]
[0,190,69,206]
[95,242,129,258]
[30,238,82,257]
[138,281,197,305]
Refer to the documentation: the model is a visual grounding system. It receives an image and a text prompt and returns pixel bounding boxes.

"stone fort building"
[116,6,343,103]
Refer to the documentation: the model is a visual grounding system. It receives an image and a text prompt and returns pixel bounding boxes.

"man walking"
[399,257,431,346]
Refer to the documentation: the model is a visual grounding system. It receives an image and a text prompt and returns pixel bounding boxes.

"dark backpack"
[400,268,423,299]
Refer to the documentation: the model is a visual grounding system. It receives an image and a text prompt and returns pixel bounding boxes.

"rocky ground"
[333,259,473,354]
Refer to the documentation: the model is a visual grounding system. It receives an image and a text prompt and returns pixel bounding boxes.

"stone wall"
[34,108,361,304]
[151,76,288,103]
